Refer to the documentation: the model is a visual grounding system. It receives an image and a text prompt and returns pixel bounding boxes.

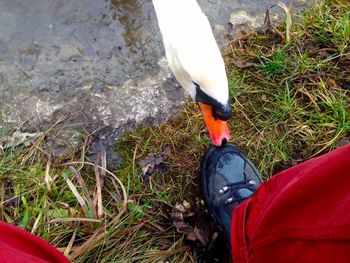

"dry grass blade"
[44,158,52,192]
[311,131,343,157]
[69,166,96,218]
[69,229,107,260]
[64,230,77,257]
[31,212,42,234]
[20,113,70,164]
[100,144,107,180]
[108,180,122,203]
[93,161,104,219]
[62,161,128,208]
[120,222,147,255]
[264,5,285,41]
[0,180,5,221]
[68,166,90,198]
[78,133,93,171]
[144,246,191,260]
[64,175,89,216]
[61,161,129,260]
[68,202,129,260]
[276,1,292,43]
[98,146,107,218]
[48,218,101,224]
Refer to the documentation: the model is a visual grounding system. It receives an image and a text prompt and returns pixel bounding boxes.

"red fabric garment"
[0,221,70,263]
[231,144,350,263]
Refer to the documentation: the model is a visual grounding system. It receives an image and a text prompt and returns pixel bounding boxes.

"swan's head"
[192,78,231,147]
[173,51,232,146]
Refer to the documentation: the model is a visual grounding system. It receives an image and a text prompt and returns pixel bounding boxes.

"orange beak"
[198,102,230,146]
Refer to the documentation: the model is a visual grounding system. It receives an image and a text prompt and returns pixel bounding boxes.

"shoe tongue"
[236,188,254,198]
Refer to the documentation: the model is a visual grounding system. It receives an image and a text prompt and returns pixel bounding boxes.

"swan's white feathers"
[152,0,228,105]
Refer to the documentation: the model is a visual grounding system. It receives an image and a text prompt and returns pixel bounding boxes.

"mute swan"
[152,0,231,146]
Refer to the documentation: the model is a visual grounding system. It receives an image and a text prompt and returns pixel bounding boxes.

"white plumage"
[152,0,229,106]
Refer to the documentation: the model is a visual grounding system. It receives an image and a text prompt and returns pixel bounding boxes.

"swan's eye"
[193,81,232,121]
[212,105,232,121]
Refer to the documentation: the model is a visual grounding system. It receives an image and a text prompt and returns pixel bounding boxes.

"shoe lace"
[219,180,257,205]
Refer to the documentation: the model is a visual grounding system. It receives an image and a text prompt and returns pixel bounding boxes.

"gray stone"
[0,0,311,165]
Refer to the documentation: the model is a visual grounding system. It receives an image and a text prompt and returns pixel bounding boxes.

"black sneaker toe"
[201,144,263,245]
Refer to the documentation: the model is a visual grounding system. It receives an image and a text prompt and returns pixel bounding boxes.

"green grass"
[1,0,350,262]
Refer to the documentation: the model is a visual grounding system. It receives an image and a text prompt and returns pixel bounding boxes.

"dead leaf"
[193,226,207,245]
[175,200,191,213]
[175,203,186,213]
[138,146,171,182]
[170,201,209,246]
[1,131,43,148]
[183,200,191,209]
[138,153,156,176]
[170,214,208,245]
[233,60,254,68]
[169,212,184,221]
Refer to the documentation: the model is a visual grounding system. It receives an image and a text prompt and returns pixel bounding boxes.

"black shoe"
[200,144,263,245]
